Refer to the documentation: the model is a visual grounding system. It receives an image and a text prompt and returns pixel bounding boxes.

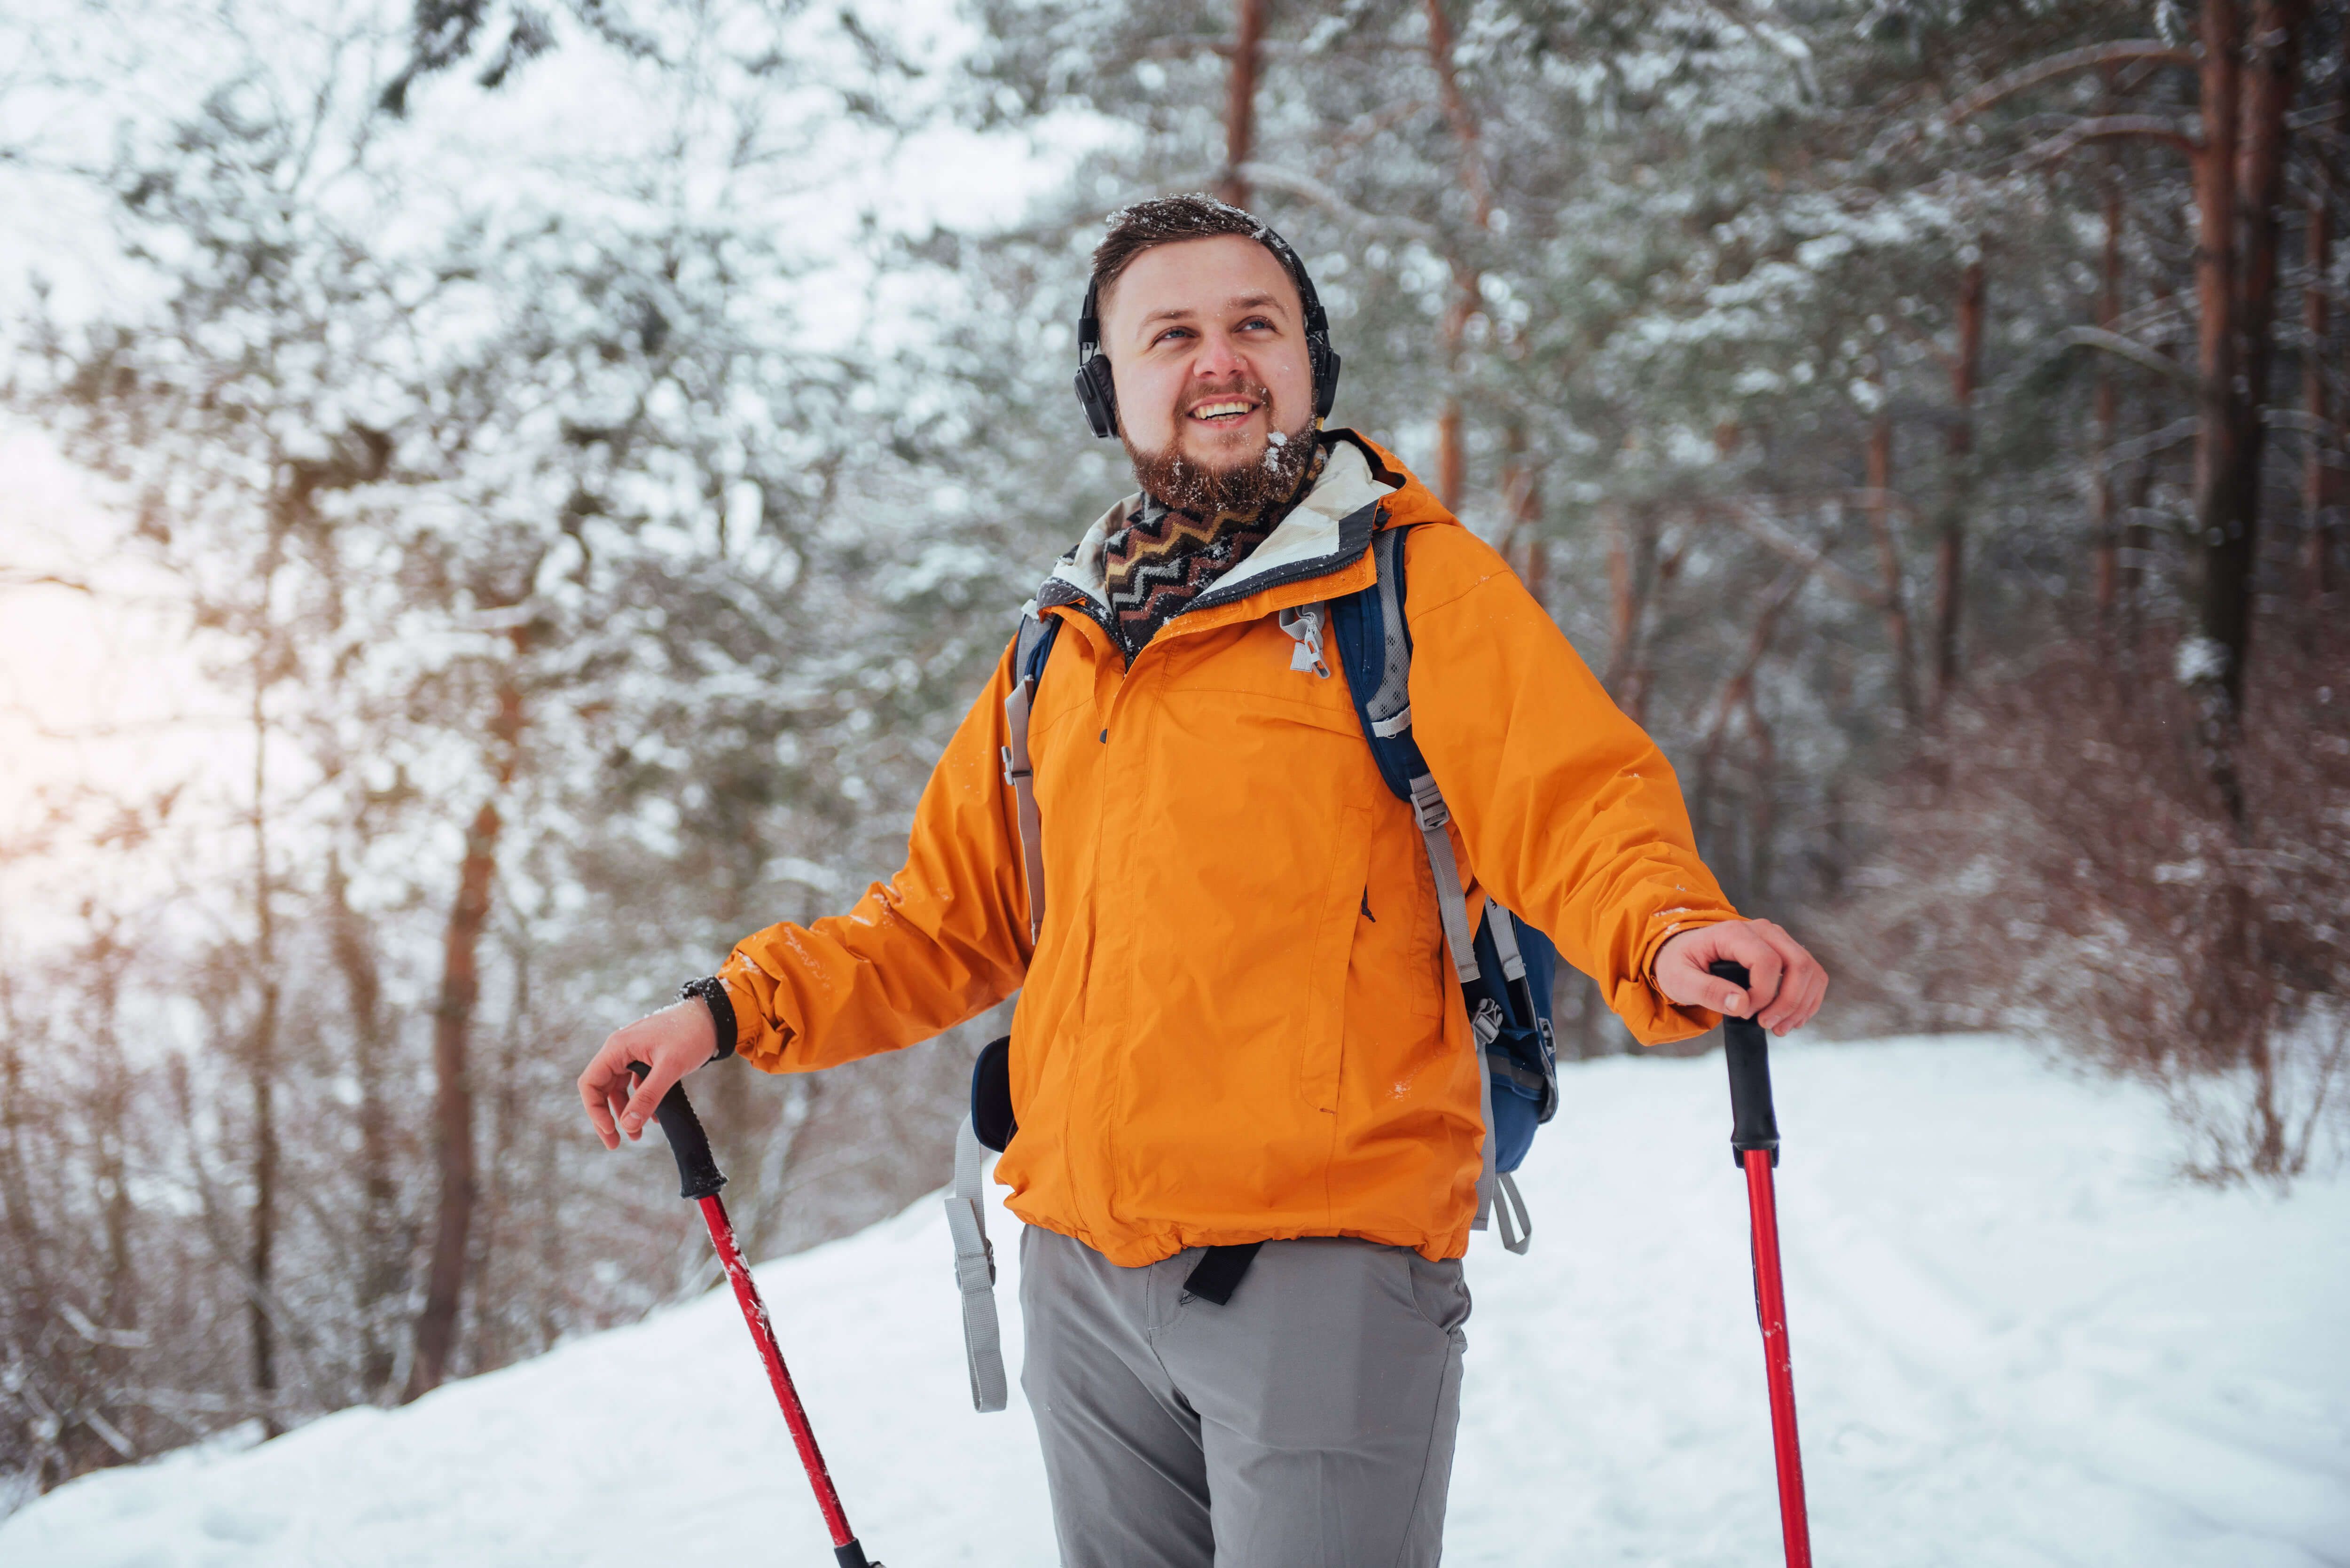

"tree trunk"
[0,970,39,1278]
[1864,384,1918,721]
[246,655,281,1437]
[1743,687,1777,904]
[402,797,499,1402]
[2206,0,2308,698]
[2124,282,2181,628]
[2307,161,2338,600]
[470,939,531,1373]
[1215,0,1265,210]
[1603,501,1661,724]
[1499,418,1544,603]
[2305,44,2348,602]
[88,935,135,1454]
[403,665,525,1403]
[327,856,402,1401]
[1435,360,1467,508]
[1934,257,1985,712]
[2092,133,2125,622]
[1424,0,1490,514]
[2190,0,2245,724]
[1691,561,1808,898]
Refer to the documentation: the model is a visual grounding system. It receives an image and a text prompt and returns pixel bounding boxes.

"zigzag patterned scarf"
[1102,439,1329,659]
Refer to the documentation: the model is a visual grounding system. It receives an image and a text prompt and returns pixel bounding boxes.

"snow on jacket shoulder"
[713,431,1739,1266]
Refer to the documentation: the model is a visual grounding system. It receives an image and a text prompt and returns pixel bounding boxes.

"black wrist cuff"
[678,976,738,1063]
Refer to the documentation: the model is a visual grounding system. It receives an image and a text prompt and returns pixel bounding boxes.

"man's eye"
[1240,317,1275,331]
[1154,326,1192,345]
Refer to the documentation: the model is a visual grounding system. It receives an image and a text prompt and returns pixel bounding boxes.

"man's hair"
[1090,194,1286,306]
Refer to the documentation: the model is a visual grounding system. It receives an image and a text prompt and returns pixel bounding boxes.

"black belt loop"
[1181,1242,1265,1306]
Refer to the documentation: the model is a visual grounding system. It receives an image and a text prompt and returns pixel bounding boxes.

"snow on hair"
[1089,193,1279,300]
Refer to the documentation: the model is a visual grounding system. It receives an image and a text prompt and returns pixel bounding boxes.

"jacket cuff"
[678,977,740,1062]
[1632,909,1740,1041]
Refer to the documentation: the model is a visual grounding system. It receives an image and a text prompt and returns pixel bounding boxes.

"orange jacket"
[714,432,1739,1265]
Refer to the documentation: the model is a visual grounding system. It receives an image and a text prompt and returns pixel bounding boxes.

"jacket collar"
[1040,431,1401,615]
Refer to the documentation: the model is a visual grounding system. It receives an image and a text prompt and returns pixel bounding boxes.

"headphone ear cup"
[1312,341,1341,420]
[1075,356,1119,439]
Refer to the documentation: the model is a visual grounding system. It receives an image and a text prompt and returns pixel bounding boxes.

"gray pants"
[1018,1225,1470,1568]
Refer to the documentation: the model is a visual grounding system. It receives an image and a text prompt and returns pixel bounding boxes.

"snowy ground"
[6,1036,2347,1567]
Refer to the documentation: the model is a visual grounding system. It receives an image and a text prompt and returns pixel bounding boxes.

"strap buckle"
[1409,773,1450,832]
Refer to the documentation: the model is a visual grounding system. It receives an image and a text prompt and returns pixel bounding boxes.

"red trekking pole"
[629,1064,886,1568]
[1710,961,1812,1568]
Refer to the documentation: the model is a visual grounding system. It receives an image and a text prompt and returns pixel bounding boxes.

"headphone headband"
[1075,222,1340,439]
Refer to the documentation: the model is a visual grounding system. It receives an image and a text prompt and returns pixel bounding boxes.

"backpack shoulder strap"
[1329,526,1505,1237]
[1329,525,1421,802]
[1000,604,1063,945]
[1329,528,1482,991]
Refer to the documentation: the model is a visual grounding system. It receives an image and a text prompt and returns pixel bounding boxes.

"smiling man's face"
[1099,234,1318,511]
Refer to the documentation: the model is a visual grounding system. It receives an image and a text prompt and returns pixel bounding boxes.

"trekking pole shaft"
[1709,961,1811,1567]
[1742,1149,1812,1568]
[629,1066,877,1565]
[693,1191,869,1561]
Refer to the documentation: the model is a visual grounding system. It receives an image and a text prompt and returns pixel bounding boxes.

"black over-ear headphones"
[1074,223,1342,440]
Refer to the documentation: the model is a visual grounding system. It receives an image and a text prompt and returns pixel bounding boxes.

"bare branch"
[1422,0,1493,229]
[1945,42,2199,126]
[1696,558,1814,760]
[1138,36,1423,61]
[2059,325,2201,389]
[2012,114,2201,170]
[0,570,95,594]
[1227,163,1442,243]
[1710,499,1885,607]
[2102,415,2203,469]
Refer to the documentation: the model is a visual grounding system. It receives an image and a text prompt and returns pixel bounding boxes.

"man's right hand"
[578,999,718,1150]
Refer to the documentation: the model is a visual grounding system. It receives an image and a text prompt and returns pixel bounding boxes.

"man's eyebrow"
[1135,293,1292,328]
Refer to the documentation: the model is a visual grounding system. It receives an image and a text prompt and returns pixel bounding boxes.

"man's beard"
[1124,383,1318,515]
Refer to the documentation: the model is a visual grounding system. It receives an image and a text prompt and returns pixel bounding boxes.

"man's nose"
[1189,328,1247,380]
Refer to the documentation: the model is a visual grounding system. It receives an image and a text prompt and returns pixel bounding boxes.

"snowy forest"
[0,0,2344,1505]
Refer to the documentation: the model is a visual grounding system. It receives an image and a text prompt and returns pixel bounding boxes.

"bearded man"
[579,195,1827,1567]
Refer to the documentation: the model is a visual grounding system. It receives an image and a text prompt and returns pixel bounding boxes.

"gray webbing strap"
[1494,1171,1532,1254]
[1000,616,1050,944]
[1486,904,1528,984]
[1410,773,1481,989]
[1411,770,1530,1248]
[1410,756,1510,1237]
[944,1116,1008,1413]
[1470,1006,1500,1232]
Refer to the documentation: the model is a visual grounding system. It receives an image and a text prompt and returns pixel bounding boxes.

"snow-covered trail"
[7,1037,2347,1567]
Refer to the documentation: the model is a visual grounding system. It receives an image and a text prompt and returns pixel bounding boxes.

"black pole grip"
[1711,961,1780,1169]
[627,1062,728,1200]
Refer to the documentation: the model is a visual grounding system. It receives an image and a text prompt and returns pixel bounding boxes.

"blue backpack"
[943,524,1561,1411]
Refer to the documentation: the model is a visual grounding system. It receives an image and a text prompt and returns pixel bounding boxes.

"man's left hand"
[1653,919,1827,1036]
